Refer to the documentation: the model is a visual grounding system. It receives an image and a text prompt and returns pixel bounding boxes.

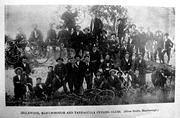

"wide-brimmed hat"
[83,27,90,32]
[164,33,169,36]
[14,67,23,74]
[76,25,81,28]
[56,57,63,62]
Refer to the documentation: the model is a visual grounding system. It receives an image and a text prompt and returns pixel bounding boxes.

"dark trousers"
[85,74,93,89]
[67,76,74,93]
[74,76,84,94]
[162,48,171,64]
[53,77,67,93]
[14,85,26,100]
[154,48,163,63]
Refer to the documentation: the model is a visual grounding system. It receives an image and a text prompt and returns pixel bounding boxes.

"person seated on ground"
[120,52,132,73]
[45,66,55,96]
[100,54,114,78]
[54,57,67,93]
[13,67,26,101]
[105,69,122,91]
[94,69,104,89]
[34,77,47,100]
[22,72,33,93]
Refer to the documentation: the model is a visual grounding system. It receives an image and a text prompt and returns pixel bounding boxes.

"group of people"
[10,14,174,101]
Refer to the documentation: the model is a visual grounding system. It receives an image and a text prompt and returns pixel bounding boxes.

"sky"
[5,5,175,39]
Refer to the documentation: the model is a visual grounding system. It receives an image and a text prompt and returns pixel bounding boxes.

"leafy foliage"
[61,6,78,31]
[89,5,128,32]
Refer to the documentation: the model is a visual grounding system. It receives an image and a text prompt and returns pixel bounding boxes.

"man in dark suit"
[34,77,47,100]
[15,27,27,51]
[132,54,147,87]
[162,33,173,64]
[90,14,103,41]
[57,25,71,48]
[71,25,84,54]
[66,57,78,93]
[13,67,26,100]
[84,55,94,89]
[73,55,86,95]
[120,52,132,73]
[29,24,44,51]
[117,18,126,43]
[83,28,94,51]
[90,46,101,74]
[54,58,67,93]
[46,24,57,51]
[14,56,32,75]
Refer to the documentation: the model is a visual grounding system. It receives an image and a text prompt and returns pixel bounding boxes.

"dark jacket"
[57,29,71,47]
[165,38,173,50]
[71,31,84,50]
[54,63,67,80]
[46,29,57,44]
[13,75,26,98]
[45,71,55,87]
[14,62,31,75]
[29,29,43,43]
[120,58,132,72]
[90,18,103,35]
[133,58,146,75]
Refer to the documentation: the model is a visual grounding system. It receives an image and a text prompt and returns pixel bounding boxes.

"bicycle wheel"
[59,97,76,106]
[94,90,115,105]
[34,46,50,64]
[28,42,41,56]
[5,49,20,65]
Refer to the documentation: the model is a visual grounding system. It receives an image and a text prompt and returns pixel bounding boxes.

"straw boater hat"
[14,67,23,74]
[109,69,118,74]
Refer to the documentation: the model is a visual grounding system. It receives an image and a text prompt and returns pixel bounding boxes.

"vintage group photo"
[5,5,175,106]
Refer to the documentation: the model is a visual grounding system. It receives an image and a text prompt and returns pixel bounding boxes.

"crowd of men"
[9,14,174,101]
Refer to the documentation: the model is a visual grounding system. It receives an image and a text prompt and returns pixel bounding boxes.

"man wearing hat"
[54,57,68,93]
[15,56,31,75]
[13,67,26,100]
[46,23,57,52]
[106,69,122,90]
[83,27,94,50]
[120,52,132,73]
[66,57,78,93]
[71,25,84,54]
[90,13,103,41]
[57,25,71,48]
[15,27,27,51]
[90,45,101,74]
[154,30,164,63]
[29,24,44,52]
[117,18,126,42]
[162,33,173,64]
[84,55,94,89]
[99,29,108,53]
[94,69,104,89]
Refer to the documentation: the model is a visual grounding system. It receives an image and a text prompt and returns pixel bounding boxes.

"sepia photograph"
[5,5,175,106]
